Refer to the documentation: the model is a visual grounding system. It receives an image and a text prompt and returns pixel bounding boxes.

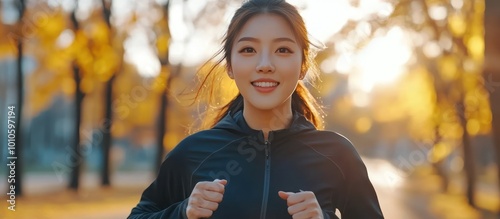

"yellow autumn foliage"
[448,13,467,37]
[466,34,484,61]
[35,10,66,43]
[156,33,170,60]
[0,21,16,57]
[438,55,459,82]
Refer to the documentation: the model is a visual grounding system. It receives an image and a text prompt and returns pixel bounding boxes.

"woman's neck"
[242,104,293,140]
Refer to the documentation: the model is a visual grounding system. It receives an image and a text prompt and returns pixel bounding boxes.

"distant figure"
[129,0,384,218]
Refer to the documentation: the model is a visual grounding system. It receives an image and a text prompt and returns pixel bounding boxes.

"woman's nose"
[256,55,275,73]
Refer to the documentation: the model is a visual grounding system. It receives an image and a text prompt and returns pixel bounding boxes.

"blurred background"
[0,0,499,218]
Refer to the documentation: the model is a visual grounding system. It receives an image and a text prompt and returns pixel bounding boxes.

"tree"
[484,0,500,213]
[394,0,489,206]
[68,1,84,190]
[155,0,172,172]
[100,0,114,187]
[13,0,26,196]
[318,0,490,207]
[425,0,491,207]
[154,0,238,171]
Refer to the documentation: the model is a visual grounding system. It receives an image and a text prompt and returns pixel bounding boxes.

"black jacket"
[129,110,384,219]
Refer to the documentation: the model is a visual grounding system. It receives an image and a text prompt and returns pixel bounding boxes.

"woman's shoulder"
[298,130,367,175]
[297,129,361,157]
[301,129,354,147]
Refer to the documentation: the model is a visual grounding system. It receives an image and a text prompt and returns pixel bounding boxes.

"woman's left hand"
[278,190,324,219]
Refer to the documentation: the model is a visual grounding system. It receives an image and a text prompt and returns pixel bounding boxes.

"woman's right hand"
[186,179,227,219]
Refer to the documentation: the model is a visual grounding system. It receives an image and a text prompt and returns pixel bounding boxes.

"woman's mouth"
[251,81,279,93]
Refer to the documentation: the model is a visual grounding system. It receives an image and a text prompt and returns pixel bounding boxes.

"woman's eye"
[239,47,256,53]
[276,47,292,53]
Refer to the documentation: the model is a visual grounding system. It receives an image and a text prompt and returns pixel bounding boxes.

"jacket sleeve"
[337,141,384,219]
[128,144,192,219]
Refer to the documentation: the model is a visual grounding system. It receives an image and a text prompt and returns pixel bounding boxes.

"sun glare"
[124,26,161,77]
[297,0,351,42]
[301,0,410,106]
[344,26,413,107]
[355,26,412,92]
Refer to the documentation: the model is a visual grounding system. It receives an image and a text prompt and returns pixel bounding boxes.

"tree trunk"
[484,0,500,214]
[13,45,24,196]
[458,102,476,207]
[101,0,113,186]
[69,64,83,190]
[102,75,114,186]
[156,1,172,172]
[156,66,179,172]
[11,0,26,197]
[156,88,167,172]
[432,127,449,192]
[68,1,84,191]
[426,57,451,193]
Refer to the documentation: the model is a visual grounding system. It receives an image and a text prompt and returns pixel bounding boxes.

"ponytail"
[211,94,244,127]
[291,82,324,129]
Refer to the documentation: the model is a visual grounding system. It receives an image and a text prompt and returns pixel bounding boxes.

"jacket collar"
[213,110,316,142]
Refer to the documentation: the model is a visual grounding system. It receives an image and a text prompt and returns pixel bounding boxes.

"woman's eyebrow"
[237,37,296,43]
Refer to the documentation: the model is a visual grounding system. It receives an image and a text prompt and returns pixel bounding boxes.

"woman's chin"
[245,101,287,112]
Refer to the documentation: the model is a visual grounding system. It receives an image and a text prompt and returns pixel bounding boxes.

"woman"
[129,0,384,218]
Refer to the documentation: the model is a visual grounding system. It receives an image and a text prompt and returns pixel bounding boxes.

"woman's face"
[229,13,303,111]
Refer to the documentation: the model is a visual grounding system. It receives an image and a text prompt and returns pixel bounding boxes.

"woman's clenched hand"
[278,190,324,219]
[186,179,227,219]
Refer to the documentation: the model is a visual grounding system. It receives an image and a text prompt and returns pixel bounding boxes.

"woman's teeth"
[252,82,279,87]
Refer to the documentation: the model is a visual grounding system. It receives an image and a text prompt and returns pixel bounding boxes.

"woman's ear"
[227,65,234,79]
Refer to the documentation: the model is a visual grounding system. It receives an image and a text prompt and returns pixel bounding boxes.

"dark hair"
[194,0,324,129]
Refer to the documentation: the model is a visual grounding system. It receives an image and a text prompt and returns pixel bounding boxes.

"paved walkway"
[1,171,154,219]
[365,158,500,219]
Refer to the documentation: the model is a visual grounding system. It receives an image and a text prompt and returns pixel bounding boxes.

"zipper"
[259,139,271,219]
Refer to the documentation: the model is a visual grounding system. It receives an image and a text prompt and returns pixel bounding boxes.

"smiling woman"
[129,0,384,218]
